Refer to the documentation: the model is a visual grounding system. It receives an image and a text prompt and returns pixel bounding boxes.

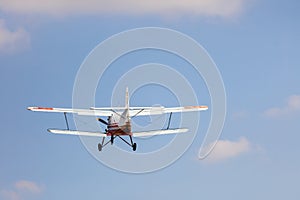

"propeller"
[97,117,109,125]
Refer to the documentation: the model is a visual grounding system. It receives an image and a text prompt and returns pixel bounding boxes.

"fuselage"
[105,87,131,136]
[106,120,131,136]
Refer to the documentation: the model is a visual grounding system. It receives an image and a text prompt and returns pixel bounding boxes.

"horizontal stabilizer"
[48,129,107,137]
[132,128,188,137]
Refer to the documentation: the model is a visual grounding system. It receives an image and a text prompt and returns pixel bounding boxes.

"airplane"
[27,88,208,152]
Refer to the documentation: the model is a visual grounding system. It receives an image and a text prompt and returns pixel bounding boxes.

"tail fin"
[125,87,129,109]
[119,87,130,126]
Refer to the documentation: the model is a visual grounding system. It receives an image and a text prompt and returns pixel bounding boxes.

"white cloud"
[0,180,43,200]
[0,0,250,18]
[201,137,251,163]
[0,19,30,53]
[15,180,43,194]
[0,190,20,200]
[264,95,300,118]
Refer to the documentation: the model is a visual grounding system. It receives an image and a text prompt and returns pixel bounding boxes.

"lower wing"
[48,129,107,137]
[47,128,188,137]
[132,128,188,137]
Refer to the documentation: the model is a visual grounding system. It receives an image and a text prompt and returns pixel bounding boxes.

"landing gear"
[98,143,102,151]
[97,135,137,152]
[98,137,108,152]
[132,143,137,151]
[111,135,114,144]
[129,135,137,151]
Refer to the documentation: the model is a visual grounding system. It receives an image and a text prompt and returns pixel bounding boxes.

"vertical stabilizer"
[125,87,129,109]
[119,87,130,127]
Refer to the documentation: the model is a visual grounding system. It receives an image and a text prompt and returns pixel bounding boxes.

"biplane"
[28,88,208,151]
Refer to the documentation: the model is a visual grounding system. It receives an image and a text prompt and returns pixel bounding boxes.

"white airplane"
[28,88,208,151]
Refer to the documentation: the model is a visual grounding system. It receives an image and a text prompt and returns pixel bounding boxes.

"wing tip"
[27,106,34,111]
[27,106,54,111]
[184,105,208,110]
[47,128,54,133]
[181,128,189,132]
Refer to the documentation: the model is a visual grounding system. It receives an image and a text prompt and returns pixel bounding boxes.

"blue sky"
[1,0,300,199]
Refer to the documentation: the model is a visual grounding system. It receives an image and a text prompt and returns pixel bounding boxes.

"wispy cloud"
[0,180,44,200]
[15,180,43,194]
[0,19,30,54]
[263,95,300,118]
[0,0,250,18]
[0,190,20,200]
[201,137,251,163]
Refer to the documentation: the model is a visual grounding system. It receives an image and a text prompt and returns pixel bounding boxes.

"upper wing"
[27,106,114,116]
[127,105,208,116]
[28,105,208,117]
[132,128,188,137]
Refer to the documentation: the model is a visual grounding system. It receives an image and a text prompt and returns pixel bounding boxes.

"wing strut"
[131,109,145,119]
[64,112,70,130]
[166,112,173,130]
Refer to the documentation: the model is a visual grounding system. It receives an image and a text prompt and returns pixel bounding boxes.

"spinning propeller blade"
[97,118,108,125]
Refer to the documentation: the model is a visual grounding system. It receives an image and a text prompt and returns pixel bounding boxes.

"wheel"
[98,143,102,152]
[132,143,137,151]
[111,135,114,144]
